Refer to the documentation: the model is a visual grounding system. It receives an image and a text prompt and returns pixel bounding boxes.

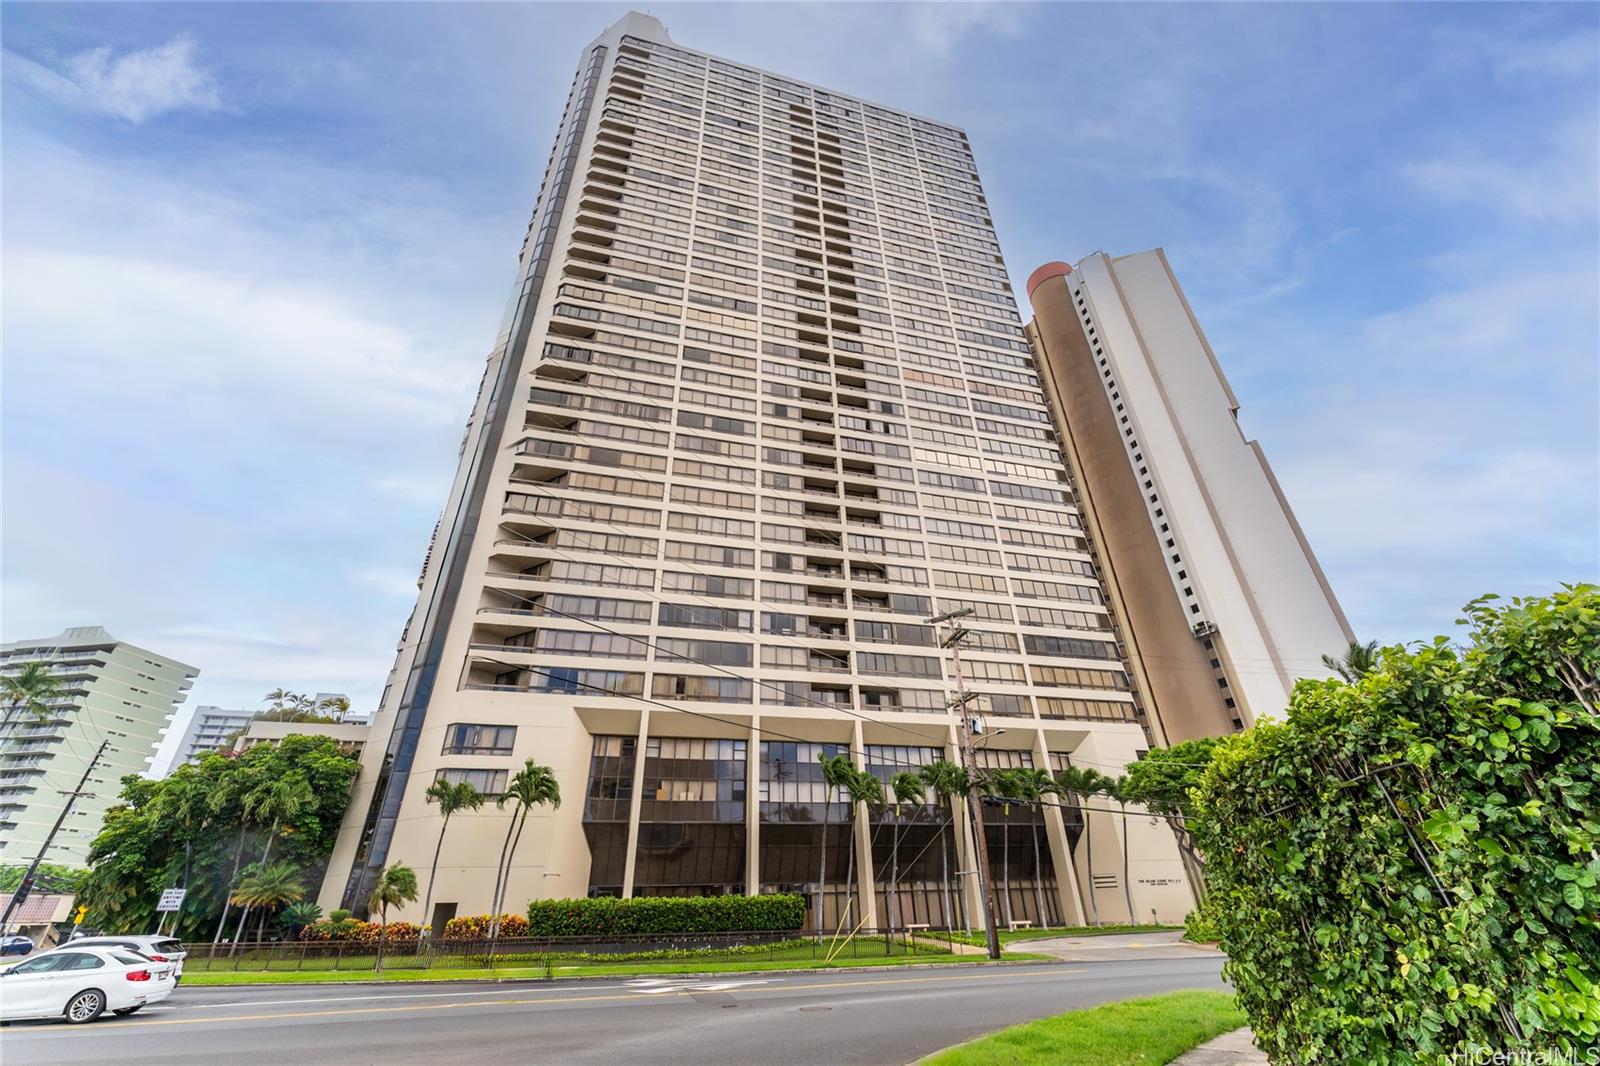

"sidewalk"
[1011,929,1225,963]
[1170,1027,1266,1065]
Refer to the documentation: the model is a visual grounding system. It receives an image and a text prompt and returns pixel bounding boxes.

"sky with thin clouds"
[2,3,1596,769]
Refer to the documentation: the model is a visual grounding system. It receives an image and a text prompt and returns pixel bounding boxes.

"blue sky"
[3,3,1596,764]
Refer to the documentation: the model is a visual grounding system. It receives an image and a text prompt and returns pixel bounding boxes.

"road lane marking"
[5,965,1100,1039]
[176,984,640,1009]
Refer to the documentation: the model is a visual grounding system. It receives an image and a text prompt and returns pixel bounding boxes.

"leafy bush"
[299,918,422,943]
[1181,904,1221,945]
[526,894,806,936]
[440,914,529,939]
[1192,585,1599,1063]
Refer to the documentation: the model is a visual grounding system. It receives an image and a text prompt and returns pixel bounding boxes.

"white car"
[0,946,175,1024]
[62,935,188,980]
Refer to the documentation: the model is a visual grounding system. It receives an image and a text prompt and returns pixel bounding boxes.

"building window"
[436,768,508,796]
[442,723,517,755]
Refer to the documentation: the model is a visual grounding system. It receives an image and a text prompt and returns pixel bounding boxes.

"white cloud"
[1403,118,1599,224]
[906,3,1024,59]
[9,34,224,123]
[1492,29,1599,81]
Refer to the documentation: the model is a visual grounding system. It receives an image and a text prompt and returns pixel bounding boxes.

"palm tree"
[317,695,352,722]
[368,863,419,973]
[839,767,884,926]
[419,777,484,942]
[1056,766,1110,926]
[230,774,315,949]
[1011,767,1058,929]
[279,900,322,938]
[984,769,1025,928]
[149,766,212,934]
[816,752,856,932]
[918,760,969,931]
[886,772,925,935]
[1322,639,1380,682]
[229,862,306,943]
[1104,775,1139,924]
[264,688,296,711]
[1,661,62,740]
[488,761,561,937]
[210,767,262,945]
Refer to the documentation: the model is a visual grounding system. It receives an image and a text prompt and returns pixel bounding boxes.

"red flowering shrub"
[299,919,424,943]
[440,914,529,939]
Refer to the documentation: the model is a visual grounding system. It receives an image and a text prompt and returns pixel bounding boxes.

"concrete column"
[619,709,650,899]
[849,719,878,929]
[1034,732,1087,926]
[745,716,761,896]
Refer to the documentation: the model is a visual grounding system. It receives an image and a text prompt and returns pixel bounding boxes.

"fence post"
[297,941,307,972]
[332,940,343,971]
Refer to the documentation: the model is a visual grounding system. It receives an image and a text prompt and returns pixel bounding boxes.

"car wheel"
[64,989,106,1024]
[112,1005,144,1017]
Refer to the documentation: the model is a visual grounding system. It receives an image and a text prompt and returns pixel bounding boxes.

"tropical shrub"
[299,919,422,943]
[1192,585,1599,1063]
[440,914,529,939]
[526,894,807,936]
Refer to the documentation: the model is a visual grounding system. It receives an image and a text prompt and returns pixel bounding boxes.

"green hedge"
[526,894,806,936]
[1193,586,1599,1064]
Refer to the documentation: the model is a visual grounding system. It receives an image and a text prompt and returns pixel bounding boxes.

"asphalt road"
[1,958,1227,1066]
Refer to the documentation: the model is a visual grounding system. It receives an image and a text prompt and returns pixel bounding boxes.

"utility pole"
[0,739,107,932]
[927,608,1002,961]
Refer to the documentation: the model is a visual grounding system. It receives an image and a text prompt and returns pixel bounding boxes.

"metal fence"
[182,926,970,974]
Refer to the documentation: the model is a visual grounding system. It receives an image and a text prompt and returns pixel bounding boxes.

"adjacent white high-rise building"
[321,13,1201,931]
[1027,252,1354,731]
[171,706,258,766]
[0,626,198,867]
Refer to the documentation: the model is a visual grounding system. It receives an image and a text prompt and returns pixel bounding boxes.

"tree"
[838,766,884,926]
[1103,775,1139,924]
[1054,765,1109,926]
[1119,737,1221,902]
[1009,767,1058,928]
[418,777,484,941]
[918,760,969,931]
[815,751,855,932]
[1321,639,1380,682]
[229,773,316,949]
[488,761,561,937]
[368,863,418,973]
[982,769,1027,928]
[0,661,62,735]
[317,695,352,723]
[229,862,306,943]
[0,863,83,896]
[1191,584,1599,1063]
[279,900,322,938]
[78,735,359,940]
[885,771,925,934]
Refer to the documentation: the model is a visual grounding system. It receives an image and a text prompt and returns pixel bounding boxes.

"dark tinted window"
[61,953,106,971]
[154,939,184,954]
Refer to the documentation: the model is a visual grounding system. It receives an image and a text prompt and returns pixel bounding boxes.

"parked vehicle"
[0,935,33,957]
[0,946,175,1024]
[54,935,187,979]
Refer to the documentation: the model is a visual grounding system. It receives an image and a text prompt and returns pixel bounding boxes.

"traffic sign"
[156,888,187,912]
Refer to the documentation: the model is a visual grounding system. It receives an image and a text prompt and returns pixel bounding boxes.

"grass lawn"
[921,990,1245,1066]
[948,923,1182,948]
[182,950,1049,986]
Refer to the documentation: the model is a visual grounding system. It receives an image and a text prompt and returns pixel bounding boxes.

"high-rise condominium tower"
[321,13,1196,930]
[1027,252,1354,735]
[0,627,198,867]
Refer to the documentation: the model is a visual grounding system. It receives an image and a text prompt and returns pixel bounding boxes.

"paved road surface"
[2,958,1226,1066]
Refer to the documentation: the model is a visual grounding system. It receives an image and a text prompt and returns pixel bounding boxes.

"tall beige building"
[0,626,198,868]
[321,13,1197,931]
[1027,252,1354,736]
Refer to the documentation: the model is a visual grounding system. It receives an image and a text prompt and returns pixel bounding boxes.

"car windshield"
[154,939,184,953]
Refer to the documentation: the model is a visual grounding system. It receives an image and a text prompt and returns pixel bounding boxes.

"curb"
[179,956,1063,990]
